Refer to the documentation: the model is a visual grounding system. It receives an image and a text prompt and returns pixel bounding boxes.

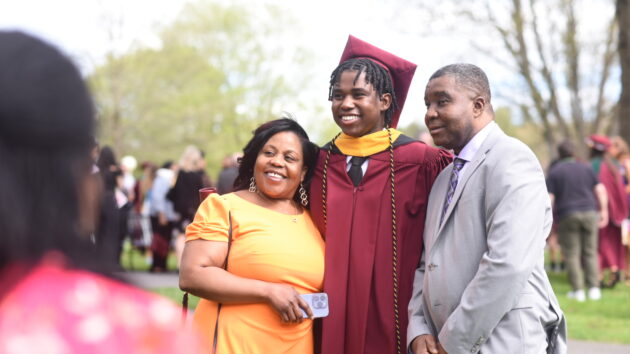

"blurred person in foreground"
[180,118,324,353]
[309,35,451,354]
[587,134,629,288]
[0,31,202,352]
[408,64,565,354]
[547,140,608,302]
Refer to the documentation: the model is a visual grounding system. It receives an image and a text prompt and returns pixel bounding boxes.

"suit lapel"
[434,125,505,237]
[429,165,452,243]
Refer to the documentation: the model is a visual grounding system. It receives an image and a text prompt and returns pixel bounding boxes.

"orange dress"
[186,193,324,354]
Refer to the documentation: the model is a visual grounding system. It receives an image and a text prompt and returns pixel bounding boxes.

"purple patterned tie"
[440,158,466,224]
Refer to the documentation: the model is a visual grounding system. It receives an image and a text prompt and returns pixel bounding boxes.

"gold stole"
[334,129,402,157]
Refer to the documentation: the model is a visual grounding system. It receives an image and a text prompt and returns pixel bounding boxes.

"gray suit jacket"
[407,125,567,354]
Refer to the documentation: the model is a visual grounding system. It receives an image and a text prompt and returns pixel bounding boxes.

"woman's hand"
[180,240,314,320]
[265,283,313,323]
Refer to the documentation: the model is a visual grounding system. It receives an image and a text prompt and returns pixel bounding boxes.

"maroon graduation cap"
[339,35,417,128]
[587,134,612,152]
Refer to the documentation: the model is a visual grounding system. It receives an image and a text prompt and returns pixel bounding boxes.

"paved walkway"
[122,271,630,353]
[568,339,630,354]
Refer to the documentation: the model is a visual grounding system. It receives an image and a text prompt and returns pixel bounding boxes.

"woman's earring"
[249,176,257,193]
[299,183,308,206]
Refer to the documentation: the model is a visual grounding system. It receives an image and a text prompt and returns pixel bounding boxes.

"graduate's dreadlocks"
[328,58,398,128]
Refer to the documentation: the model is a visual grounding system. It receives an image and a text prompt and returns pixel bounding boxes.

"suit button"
[428,263,437,271]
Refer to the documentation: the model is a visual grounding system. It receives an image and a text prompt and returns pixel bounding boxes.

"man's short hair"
[557,140,575,159]
[430,63,491,102]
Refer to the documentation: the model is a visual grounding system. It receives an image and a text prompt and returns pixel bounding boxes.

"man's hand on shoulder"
[410,334,439,354]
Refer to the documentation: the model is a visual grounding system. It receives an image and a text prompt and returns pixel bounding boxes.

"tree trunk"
[618,0,630,141]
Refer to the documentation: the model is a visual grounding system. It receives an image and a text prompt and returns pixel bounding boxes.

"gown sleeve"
[426,147,453,183]
[185,193,231,242]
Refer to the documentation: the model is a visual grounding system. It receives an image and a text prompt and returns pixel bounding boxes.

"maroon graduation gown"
[597,160,629,270]
[310,135,451,354]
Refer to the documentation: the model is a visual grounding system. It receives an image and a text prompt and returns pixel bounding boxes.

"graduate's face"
[331,70,391,137]
[253,131,307,201]
[424,75,482,154]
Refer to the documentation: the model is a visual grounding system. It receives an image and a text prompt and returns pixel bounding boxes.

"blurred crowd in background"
[545,134,630,302]
[91,142,242,273]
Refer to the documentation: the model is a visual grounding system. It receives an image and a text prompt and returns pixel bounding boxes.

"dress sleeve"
[185,193,230,242]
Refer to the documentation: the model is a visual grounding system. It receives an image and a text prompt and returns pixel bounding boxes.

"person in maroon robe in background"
[587,134,629,288]
[309,35,451,354]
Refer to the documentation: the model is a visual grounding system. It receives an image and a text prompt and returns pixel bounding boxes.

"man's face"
[330,70,390,137]
[424,75,478,154]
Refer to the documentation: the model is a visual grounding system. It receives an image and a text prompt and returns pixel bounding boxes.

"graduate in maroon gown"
[588,134,629,288]
[309,35,451,354]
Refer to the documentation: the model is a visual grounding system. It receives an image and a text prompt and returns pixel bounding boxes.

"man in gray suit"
[407,64,566,354]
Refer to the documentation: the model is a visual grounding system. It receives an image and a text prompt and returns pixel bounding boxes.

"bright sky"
[0,0,616,132]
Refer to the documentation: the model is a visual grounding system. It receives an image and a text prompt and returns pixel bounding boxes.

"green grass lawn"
[149,272,630,344]
[547,271,630,344]
[152,287,201,310]
[119,241,179,271]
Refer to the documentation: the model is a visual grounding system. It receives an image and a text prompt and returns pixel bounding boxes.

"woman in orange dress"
[179,118,323,353]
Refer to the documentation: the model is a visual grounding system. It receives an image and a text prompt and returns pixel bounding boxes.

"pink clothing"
[0,260,204,354]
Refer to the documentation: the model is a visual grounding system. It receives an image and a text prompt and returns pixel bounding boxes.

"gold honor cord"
[387,127,401,354]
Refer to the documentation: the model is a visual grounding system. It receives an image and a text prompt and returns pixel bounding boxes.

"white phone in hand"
[300,293,329,318]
